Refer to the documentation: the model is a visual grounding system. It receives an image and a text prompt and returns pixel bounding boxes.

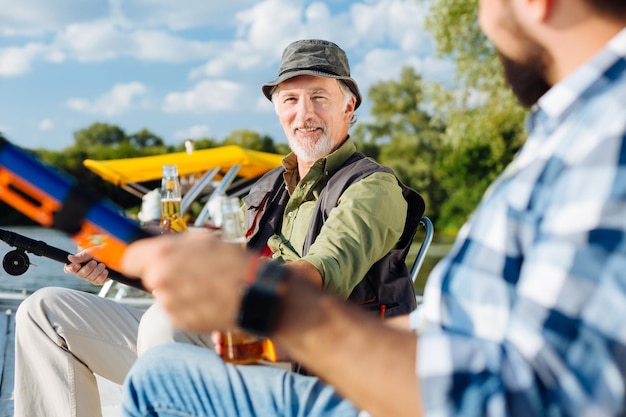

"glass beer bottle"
[159,164,188,233]
[219,196,276,364]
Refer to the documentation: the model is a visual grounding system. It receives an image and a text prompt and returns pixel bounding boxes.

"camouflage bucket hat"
[261,39,362,109]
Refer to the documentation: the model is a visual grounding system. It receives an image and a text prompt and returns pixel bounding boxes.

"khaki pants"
[14,286,213,417]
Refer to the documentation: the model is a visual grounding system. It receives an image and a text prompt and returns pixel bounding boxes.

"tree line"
[0,0,528,232]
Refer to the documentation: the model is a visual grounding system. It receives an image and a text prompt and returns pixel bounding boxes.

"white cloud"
[0,0,449,83]
[407,55,457,85]
[255,95,275,112]
[356,49,405,85]
[0,3,242,75]
[54,20,217,63]
[66,82,148,116]
[187,0,308,80]
[162,80,245,113]
[349,1,432,55]
[189,0,429,83]
[237,0,305,52]
[189,40,265,79]
[38,118,54,131]
[350,3,387,44]
[54,21,130,62]
[131,30,216,62]
[121,0,258,31]
[0,22,219,76]
[0,0,109,35]
[0,0,257,35]
[0,43,46,76]
[206,0,446,87]
[356,47,454,86]
[174,125,212,140]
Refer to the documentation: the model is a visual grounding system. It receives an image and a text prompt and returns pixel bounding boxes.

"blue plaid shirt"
[414,28,626,417]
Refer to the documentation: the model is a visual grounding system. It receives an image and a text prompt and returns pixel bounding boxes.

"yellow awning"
[83,146,284,186]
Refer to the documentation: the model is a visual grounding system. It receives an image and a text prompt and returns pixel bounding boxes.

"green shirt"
[267,138,407,299]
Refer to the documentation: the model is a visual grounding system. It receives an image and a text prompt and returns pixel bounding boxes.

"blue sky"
[0,0,454,151]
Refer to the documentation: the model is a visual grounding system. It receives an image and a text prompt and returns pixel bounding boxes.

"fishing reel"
[2,249,31,276]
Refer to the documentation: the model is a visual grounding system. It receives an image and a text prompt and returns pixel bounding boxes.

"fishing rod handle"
[50,246,146,292]
[71,253,146,292]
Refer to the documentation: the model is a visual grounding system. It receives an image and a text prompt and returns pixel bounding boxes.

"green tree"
[353,67,446,224]
[37,124,171,211]
[222,129,278,153]
[128,128,165,149]
[73,123,127,150]
[70,123,171,160]
[273,142,290,155]
[423,0,528,229]
[188,138,220,150]
[426,0,526,138]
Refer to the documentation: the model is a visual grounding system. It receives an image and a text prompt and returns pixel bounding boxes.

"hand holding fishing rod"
[0,227,146,291]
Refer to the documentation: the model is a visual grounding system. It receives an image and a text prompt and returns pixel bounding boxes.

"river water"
[0,226,100,295]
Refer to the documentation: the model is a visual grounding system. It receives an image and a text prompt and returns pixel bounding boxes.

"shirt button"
[288,212,294,218]
[272,253,280,259]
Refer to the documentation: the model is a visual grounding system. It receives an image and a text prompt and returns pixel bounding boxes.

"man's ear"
[525,0,582,31]
[521,0,552,22]
[344,97,356,121]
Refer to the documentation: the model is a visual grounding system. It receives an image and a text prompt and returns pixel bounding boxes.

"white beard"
[287,130,336,163]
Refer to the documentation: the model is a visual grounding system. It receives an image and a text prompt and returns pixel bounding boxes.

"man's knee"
[137,302,178,354]
[124,345,230,415]
[16,287,74,328]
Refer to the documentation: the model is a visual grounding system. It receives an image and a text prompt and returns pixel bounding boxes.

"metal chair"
[408,216,434,305]
[410,216,434,284]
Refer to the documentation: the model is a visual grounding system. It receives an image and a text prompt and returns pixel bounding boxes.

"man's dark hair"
[587,0,626,16]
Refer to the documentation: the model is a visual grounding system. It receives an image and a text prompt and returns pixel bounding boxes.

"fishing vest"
[243,152,424,318]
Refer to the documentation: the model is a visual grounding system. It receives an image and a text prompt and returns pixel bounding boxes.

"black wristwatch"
[236,261,286,337]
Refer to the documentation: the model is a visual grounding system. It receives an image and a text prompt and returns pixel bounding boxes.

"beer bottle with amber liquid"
[159,164,188,233]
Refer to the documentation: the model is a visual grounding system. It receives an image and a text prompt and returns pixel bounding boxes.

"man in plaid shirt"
[119,0,626,416]
[417,16,626,417]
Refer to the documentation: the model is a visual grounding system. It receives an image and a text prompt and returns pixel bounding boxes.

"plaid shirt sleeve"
[415,29,626,417]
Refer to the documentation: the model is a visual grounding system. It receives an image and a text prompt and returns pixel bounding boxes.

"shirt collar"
[534,27,626,125]
[318,136,356,175]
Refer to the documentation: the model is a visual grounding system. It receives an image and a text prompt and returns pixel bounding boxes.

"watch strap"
[236,261,286,337]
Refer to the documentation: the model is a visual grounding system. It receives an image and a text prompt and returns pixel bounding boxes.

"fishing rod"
[0,227,146,291]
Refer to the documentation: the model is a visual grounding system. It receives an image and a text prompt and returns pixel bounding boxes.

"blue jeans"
[122,343,360,417]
